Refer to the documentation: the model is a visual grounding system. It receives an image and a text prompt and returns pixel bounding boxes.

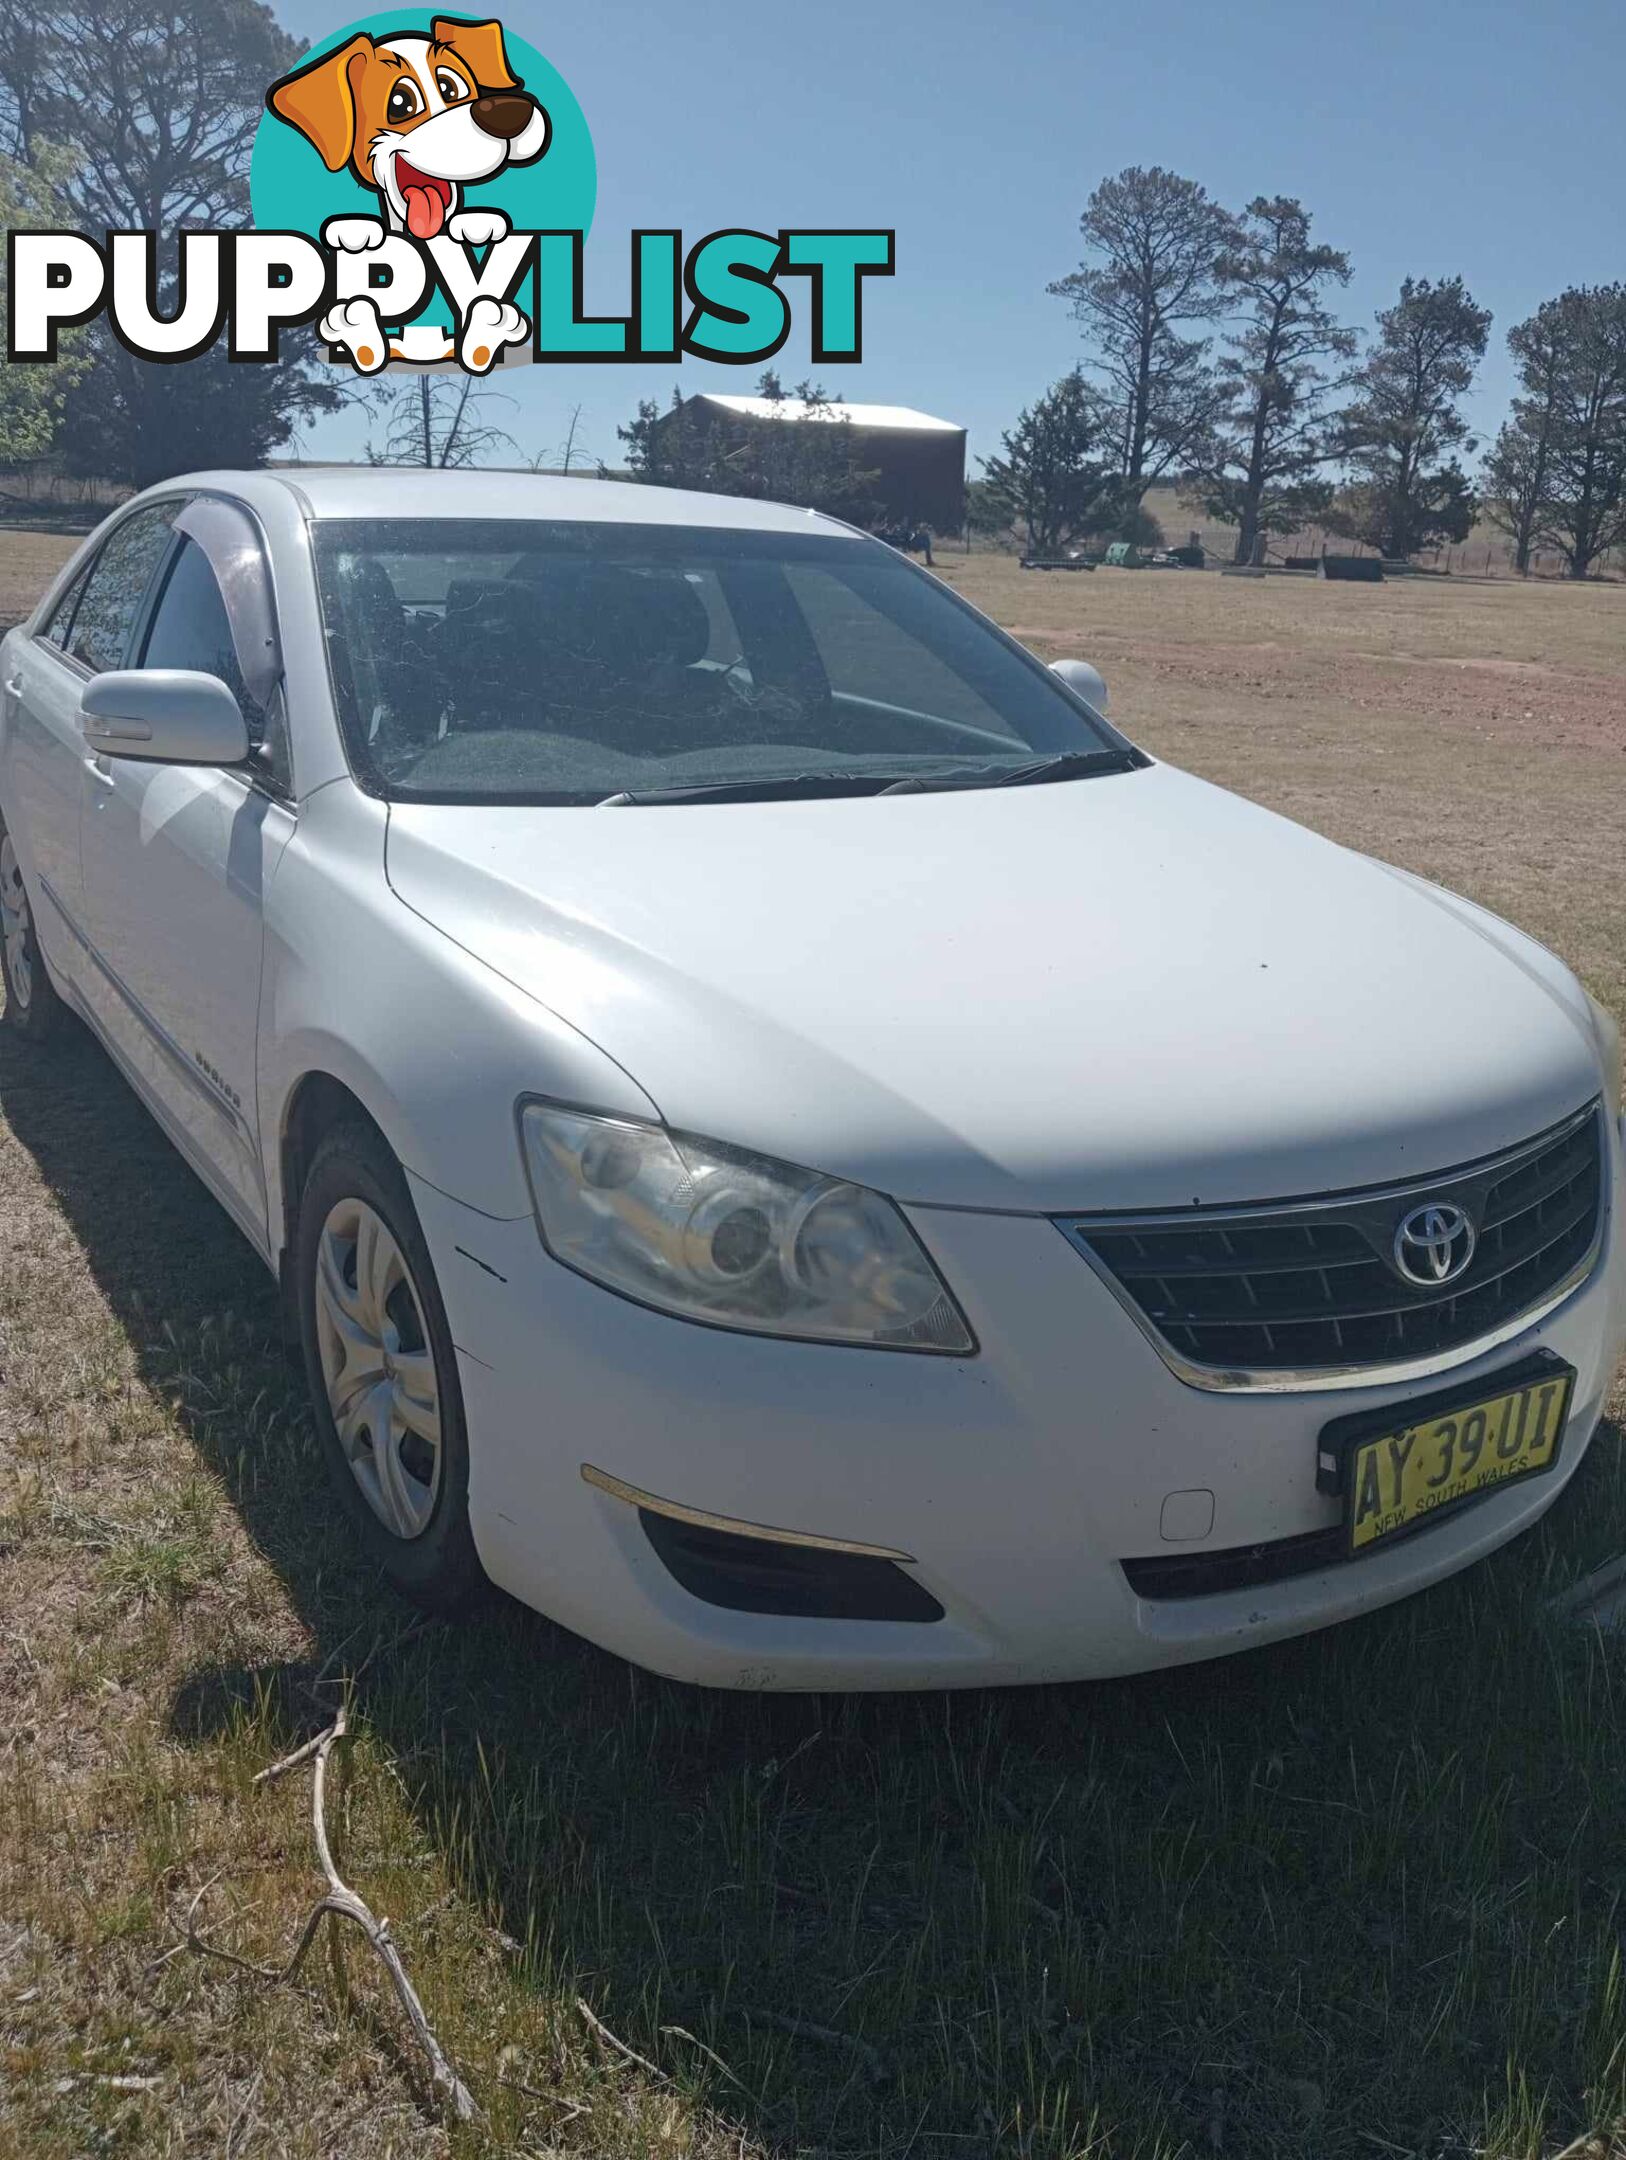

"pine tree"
[1201,197,1356,565]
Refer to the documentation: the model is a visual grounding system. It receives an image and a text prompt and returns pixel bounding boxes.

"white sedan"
[1,469,1621,1690]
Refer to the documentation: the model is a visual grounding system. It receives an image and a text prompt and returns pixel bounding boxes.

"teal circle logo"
[251,10,594,243]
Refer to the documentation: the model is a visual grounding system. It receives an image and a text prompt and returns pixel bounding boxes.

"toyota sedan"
[1,469,1621,1689]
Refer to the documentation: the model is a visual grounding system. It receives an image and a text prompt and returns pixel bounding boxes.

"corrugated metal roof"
[690,394,962,433]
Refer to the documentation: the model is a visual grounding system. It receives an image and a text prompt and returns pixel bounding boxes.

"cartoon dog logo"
[266,14,548,371]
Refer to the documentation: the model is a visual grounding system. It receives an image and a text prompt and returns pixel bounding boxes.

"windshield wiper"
[991,748,1139,787]
[597,772,904,806]
[597,748,1139,806]
[879,748,1138,794]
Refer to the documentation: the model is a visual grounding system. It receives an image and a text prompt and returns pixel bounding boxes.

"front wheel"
[0,822,65,1041]
[295,1121,485,1612]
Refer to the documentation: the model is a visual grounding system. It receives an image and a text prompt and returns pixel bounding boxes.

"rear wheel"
[295,1121,485,1611]
[0,822,64,1042]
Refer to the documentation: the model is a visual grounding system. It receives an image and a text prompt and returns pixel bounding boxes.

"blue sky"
[276,0,1626,476]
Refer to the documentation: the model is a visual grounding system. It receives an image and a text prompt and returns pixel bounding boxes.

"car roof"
[150,466,861,538]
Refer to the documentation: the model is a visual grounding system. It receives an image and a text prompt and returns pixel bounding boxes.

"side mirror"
[1049,657,1109,714]
[81,670,249,767]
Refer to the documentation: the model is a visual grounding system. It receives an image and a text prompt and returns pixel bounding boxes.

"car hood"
[383,764,1602,1212]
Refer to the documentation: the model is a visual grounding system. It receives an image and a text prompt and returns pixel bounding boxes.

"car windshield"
[311,517,1130,805]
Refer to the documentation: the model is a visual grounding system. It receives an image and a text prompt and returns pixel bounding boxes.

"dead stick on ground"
[576,1995,670,2084]
[497,2073,589,2120]
[184,1704,478,2122]
[252,1729,328,1787]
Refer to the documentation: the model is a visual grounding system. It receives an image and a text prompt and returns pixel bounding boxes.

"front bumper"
[409,1111,1626,1690]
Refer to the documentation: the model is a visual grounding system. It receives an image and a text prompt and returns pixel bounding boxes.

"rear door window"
[65,503,178,674]
[39,557,96,651]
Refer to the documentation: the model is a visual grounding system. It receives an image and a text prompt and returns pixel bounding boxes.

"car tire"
[0,819,66,1042]
[295,1120,486,1613]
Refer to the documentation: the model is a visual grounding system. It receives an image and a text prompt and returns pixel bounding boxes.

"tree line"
[1,25,1622,577]
[980,167,1626,577]
[0,0,344,487]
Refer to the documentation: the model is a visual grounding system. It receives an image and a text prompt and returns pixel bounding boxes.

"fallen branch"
[181,1879,290,1986]
[51,2074,163,2094]
[576,1995,669,2084]
[497,2071,589,2121]
[251,1730,329,1787]
[181,1705,478,2122]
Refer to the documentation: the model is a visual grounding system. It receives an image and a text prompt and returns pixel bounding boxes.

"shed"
[659,394,967,533]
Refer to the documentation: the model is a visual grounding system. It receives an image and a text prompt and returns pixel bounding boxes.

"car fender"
[1372,859,1601,1052]
[258,781,661,1259]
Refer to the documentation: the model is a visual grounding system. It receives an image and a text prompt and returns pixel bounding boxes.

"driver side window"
[138,537,289,791]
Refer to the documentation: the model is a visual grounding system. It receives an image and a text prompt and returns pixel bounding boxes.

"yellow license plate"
[1328,1359,1574,1554]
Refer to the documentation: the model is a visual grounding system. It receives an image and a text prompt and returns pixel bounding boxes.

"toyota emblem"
[1393,1202,1477,1287]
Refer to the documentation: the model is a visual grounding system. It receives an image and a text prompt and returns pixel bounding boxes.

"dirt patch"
[1039,631,1626,754]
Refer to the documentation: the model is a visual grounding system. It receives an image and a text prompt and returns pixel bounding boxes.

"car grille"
[1058,1103,1603,1382]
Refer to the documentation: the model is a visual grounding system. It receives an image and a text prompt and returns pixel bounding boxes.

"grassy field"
[2,539,1625,2160]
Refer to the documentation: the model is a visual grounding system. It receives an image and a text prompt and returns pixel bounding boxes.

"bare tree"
[1200,197,1357,564]
[367,375,518,468]
[529,403,592,474]
[1048,166,1235,504]
[557,403,587,474]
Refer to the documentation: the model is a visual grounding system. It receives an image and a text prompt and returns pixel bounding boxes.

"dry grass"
[1,537,1624,2160]
[0,530,76,629]
[952,550,1626,671]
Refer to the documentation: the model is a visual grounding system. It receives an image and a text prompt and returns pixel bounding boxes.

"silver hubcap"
[0,835,33,1011]
[313,1197,442,1541]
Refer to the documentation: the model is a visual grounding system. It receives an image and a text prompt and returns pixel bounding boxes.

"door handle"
[84,754,116,791]
[2,675,21,699]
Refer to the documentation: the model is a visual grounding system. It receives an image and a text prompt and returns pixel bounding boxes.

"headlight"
[519,1102,975,1353]
[1587,992,1622,1115]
